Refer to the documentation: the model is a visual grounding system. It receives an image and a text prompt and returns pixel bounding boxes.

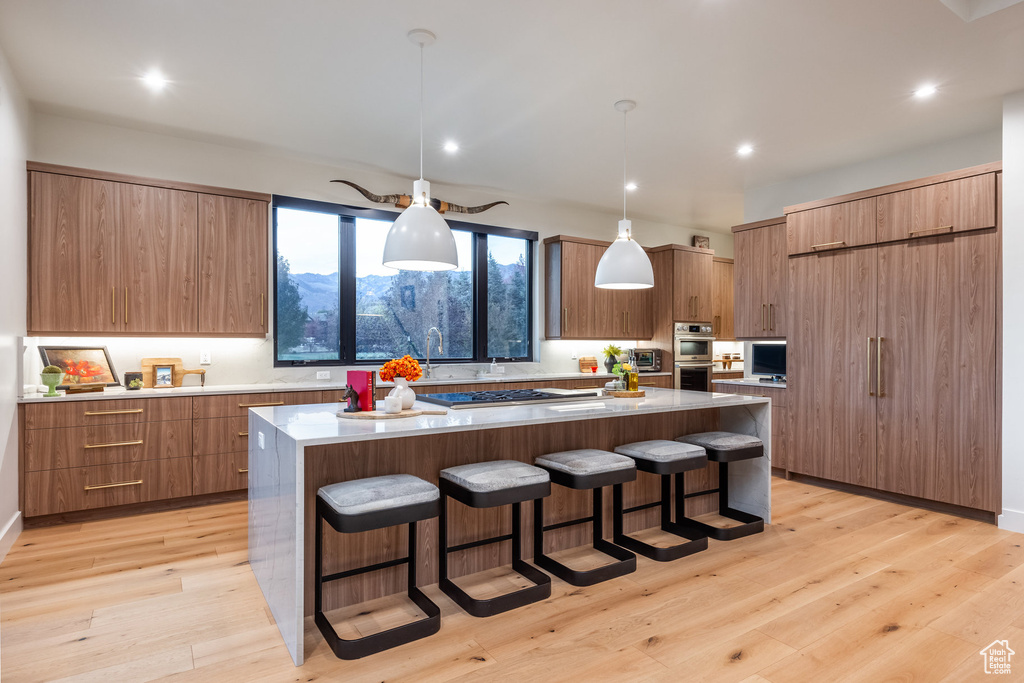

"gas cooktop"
[417,387,602,409]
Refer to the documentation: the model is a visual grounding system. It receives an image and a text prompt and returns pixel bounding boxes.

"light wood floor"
[2,478,1023,682]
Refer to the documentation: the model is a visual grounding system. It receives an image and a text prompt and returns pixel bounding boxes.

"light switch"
[316,371,330,380]
[258,432,265,449]
[199,350,211,365]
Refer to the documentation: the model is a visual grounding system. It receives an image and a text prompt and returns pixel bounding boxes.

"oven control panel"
[674,322,713,336]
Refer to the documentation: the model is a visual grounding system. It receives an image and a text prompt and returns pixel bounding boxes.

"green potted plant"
[602,344,623,373]
[40,365,64,397]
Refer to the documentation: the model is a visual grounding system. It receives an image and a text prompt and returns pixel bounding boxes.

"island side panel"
[720,402,772,523]
[248,410,305,666]
[303,408,721,615]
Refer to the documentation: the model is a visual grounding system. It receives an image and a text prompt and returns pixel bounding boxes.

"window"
[272,196,536,366]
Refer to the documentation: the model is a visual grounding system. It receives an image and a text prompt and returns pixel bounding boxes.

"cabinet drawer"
[787,198,875,255]
[24,458,192,517]
[638,376,673,389]
[193,416,249,456]
[193,452,248,496]
[571,378,608,390]
[24,419,192,471]
[24,397,192,429]
[876,173,996,244]
[192,391,322,419]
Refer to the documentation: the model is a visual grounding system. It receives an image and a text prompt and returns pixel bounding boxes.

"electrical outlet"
[258,432,265,449]
[571,350,578,360]
[199,350,211,365]
[316,370,330,380]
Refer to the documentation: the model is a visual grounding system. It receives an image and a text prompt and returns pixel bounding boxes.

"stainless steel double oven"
[673,322,714,392]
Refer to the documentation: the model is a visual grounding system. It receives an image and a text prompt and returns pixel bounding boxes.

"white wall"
[0,47,31,561]
[743,128,1002,222]
[1000,90,1024,532]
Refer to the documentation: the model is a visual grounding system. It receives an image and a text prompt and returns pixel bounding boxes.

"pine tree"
[276,256,309,353]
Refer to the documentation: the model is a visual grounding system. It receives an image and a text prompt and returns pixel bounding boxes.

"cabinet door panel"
[733,230,764,338]
[675,250,713,322]
[199,195,268,335]
[787,198,875,256]
[764,223,788,338]
[193,452,249,495]
[121,185,198,333]
[712,259,735,340]
[559,241,604,338]
[29,173,120,334]
[788,250,876,487]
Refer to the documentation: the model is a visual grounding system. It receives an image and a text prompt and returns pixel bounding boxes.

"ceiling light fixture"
[914,84,938,99]
[625,182,638,191]
[595,100,654,290]
[141,69,168,92]
[737,143,754,157]
[443,141,459,153]
[381,29,458,271]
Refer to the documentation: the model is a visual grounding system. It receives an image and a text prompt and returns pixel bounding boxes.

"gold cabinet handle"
[867,337,875,396]
[237,468,249,474]
[112,287,116,325]
[124,287,128,324]
[238,431,249,437]
[810,241,847,250]
[261,293,265,327]
[238,401,284,408]
[84,408,144,416]
[877,336,885,398]
[762,304,766,331]
[84,479,142,491]
[84,439,144,450]
[909,225,953,235]
[562,307,568,331]
[769,303,775,331]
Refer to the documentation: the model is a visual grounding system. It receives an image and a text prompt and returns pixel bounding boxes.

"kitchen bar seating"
[676,431,765,540]
[534,449,638,586]
[438,461,553,617]
[314,474,442,659]
[611,440,710,561]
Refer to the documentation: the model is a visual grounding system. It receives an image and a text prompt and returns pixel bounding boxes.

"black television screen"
[751,343,786,377]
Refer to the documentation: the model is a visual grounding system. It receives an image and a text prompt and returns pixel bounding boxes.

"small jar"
[627,372,639,392]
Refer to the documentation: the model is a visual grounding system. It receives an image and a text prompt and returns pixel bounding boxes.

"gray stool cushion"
[441,460,550,493]
[536,449,635,476]
[614,440,708,475]
[676,431,763,463]
[318,474,438,516]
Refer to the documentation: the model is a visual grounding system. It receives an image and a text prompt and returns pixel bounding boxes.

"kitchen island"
[248,388,772,664]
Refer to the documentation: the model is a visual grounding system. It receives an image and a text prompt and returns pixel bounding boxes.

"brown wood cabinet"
[786,198,876,256]
[711,257,735,340]
[544,236,653,340]
[732,218,787,339]
[26,163,270,337]
[649,244,714,324]
[712,382,788,469]
[875,173,997,243]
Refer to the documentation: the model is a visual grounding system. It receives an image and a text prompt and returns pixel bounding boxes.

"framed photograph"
[153,365,174,388]
[692,235,711,249]
[38,346,120,389]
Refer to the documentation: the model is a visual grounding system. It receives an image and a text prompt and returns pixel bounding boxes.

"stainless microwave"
[633,348,662,372]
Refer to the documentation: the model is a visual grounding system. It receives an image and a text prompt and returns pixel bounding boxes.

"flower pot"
[389,377,416,410]
[40,373,63,397]
[124,371,143,390]
[604,357,617,373]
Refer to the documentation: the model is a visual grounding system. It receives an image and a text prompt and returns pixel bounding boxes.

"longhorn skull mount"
[331,180,509,215]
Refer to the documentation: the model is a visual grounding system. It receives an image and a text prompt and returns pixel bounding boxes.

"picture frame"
[38,346,120,390]
[692,235,711,249]
[153,365,174,388]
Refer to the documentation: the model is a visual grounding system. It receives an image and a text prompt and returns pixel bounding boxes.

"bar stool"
[676,431,765,540]
[533,449,637,586]
[314,474,441,660]
[611,440,710,561]
[439,460,552,618]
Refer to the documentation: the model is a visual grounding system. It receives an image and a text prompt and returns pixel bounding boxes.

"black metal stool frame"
[314,496,441,660]
[533,468,637,587]
[438,479,551,618]
[693,458,765,541]
[612,468,710,562]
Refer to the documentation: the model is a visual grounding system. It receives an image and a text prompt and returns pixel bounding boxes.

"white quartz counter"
[712,378,787,389]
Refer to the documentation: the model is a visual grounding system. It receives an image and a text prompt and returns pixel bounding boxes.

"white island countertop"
[249,388,769,447]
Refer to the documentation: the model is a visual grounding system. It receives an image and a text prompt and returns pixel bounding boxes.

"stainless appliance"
[417,388,602,409]
[632,348,662,373]
[673,322,714,392]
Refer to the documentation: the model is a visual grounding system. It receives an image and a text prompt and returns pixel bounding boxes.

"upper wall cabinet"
[649,244,714,325]
[786,197,876,256]
[711,257,735,341]
[875,172,997,244]
[732,218,787,339]
[27,163,270,337]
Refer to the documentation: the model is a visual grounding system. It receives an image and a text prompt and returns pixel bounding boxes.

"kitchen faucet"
[426,327,443,379]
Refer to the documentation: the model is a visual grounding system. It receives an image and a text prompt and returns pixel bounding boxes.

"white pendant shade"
[595,219,654,289]
[383,181,458,270]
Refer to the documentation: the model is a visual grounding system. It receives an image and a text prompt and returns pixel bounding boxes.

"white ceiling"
[0,0,1022,230]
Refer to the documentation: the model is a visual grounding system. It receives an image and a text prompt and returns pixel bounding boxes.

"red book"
[346,370,376,412]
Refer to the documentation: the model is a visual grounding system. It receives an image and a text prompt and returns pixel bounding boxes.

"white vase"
[389,377,416,410]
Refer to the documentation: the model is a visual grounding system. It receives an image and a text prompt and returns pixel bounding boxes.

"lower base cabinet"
[193,452,250,496]
[712,383,787,469]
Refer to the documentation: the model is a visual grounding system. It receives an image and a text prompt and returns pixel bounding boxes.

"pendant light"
[382,29,458,271]
[594,100,654,289]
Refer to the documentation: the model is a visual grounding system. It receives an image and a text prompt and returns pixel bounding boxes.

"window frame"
[272,194,537,367]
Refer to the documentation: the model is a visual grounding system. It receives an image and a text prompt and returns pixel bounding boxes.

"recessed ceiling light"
[443,141,459,153]
[625,182,638,191]
[737,144,754,157]
[914,84,938,99]
[141,69,169,92]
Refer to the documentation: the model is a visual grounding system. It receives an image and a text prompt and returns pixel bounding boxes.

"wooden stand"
[337,408,448,420]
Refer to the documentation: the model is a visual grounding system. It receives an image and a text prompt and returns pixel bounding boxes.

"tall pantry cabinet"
[786,164,1000,513]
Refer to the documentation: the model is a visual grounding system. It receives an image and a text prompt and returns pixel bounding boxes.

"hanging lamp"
[594,99,654,289]
[382,29,458,271]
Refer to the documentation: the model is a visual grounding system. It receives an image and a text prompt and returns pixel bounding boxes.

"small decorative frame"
[153,365,174,388]
[38,346,120,390]
[692,235,711,249]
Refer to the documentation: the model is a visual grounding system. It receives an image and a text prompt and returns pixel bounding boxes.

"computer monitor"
[751,343,786,379]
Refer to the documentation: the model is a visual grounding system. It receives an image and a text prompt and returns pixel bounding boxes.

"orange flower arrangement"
[378,355,423,383]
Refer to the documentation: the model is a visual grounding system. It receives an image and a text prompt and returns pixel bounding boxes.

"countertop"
[17,370,673,404]
[712,377,787,389]
[248,387,770,447]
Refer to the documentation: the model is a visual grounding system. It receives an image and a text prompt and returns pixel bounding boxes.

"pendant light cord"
[419,42,424,182]
[622,110,627,221]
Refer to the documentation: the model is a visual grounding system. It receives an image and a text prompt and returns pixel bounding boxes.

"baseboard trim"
[998,508,1024,533]
[0,510,23,562]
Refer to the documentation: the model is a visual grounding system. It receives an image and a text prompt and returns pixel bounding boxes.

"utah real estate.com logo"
[980,640,1015,675]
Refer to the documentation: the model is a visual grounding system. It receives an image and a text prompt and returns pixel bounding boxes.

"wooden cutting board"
[139,357,206,388]
[337,408,448,420]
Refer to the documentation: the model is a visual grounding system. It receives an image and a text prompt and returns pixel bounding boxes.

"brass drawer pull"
[84,479,142,491]
[84,439,144,450]
[238,468,249,474]
[909,225,953,235]
[238,401,284,408]
[238,431,249,437]
[810,241,847,250]
[84,409,144,416]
